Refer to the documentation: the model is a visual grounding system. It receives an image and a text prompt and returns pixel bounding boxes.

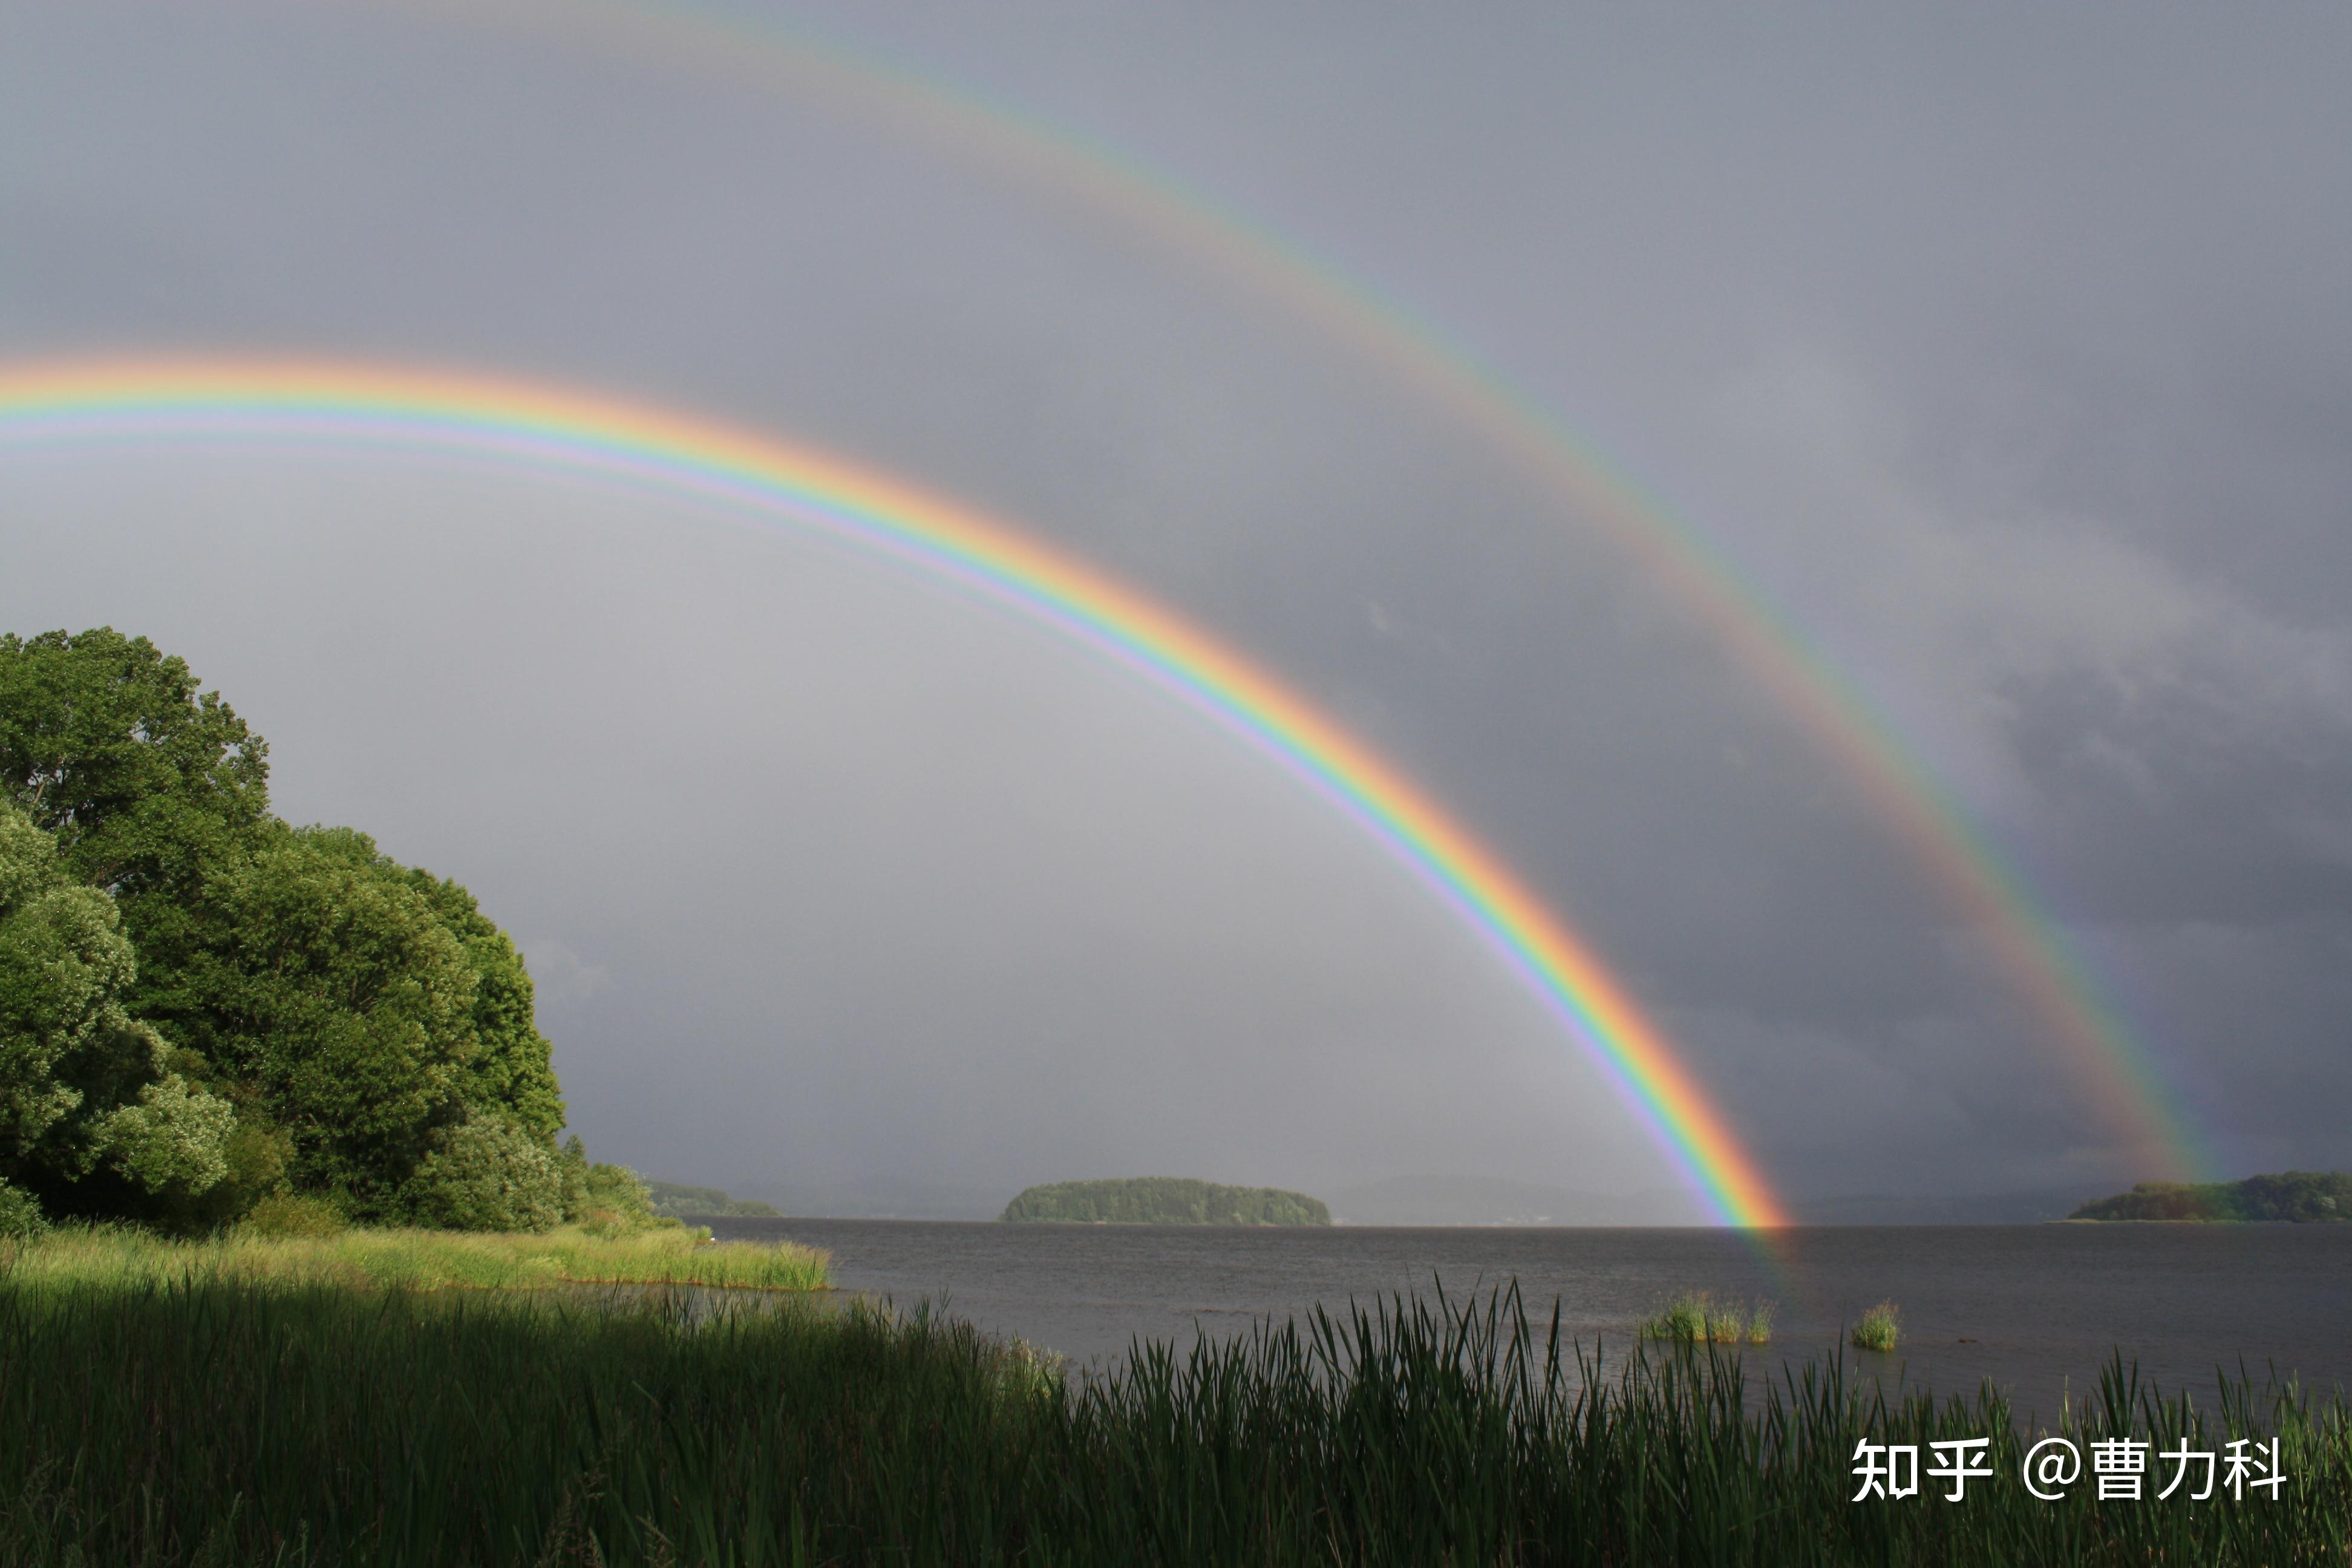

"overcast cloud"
[1,1,2345,1218]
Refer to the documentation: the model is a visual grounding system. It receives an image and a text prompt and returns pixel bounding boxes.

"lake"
[703,1217,2352,1416]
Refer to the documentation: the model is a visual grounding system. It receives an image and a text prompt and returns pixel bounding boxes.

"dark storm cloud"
[1,1,2345,1214]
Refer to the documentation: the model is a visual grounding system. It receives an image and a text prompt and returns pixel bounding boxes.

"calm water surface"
[704,1218,2351,1415]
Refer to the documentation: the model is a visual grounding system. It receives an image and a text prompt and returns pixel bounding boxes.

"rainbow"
[0,355,1791,1229]
[410,0,2208,1180]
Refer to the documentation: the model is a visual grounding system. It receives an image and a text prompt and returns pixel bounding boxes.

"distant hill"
[642,1180,783,1220]
[1002,1178,1330,1226]
[2068,1171,2350,1223]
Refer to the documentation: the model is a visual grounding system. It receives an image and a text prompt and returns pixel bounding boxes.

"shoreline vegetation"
[1,1277,2342,1564]
[1002,1176,1331,1226]
[1,1221,831,1293]
[2068,1169,2350,1223]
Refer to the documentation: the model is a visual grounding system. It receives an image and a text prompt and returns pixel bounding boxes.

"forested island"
[1002,1177,1331,1226]
[2068,1169,2350,1223]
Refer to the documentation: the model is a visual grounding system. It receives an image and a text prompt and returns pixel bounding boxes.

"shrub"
[0,1179,45,1238]
[580,1161,661,1230]
[399,1117,564,1232]
[1852,1299,1901,1352]
[556,1133,590,1216]
[208,1120,294,1218]
[554,1135,667,1234]
[96,1074,235,1195]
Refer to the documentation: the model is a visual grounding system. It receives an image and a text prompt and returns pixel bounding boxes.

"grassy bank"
[0,1221,832,1293]
[0,1279,2344,1565]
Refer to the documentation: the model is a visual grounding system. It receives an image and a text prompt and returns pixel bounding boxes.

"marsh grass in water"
[0,1220,831,1293]
[0,1276,2344,1565]
[1639,1288,1774,1344]
[1852,1298,1903,1352]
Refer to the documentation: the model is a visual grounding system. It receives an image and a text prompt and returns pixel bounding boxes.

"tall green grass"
[0,1276,2342,1564]
[0,1220,831,1292]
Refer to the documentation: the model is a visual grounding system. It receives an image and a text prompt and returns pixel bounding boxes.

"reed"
[1852,1298,1903,1352]
[0,1275,2342,1564]
[1639,1288,1772,1344]
[0,1220,831,1293]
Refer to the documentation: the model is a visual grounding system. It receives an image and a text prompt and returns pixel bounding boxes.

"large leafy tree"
[403,866,566,1145]
[174,826,566,1214]
[172,825,480,1212]
[0,629,568,1224]
[0,803,233,1221]
[0,629,270,887]
[0,628,272,1031]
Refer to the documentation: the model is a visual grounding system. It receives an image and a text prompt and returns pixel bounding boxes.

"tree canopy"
[0,627,613,1233]
[0,802,234,1220]
[0,628,270,961]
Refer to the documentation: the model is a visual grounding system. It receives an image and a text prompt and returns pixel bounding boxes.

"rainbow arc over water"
[0,356,1791,1229]
[422,0,2208,1180]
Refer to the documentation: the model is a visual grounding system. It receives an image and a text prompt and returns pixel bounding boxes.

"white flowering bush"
[400,1116,566,1232]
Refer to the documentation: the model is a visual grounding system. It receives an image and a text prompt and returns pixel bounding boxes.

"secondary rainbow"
[411,0,2207,1180]
[0,355,1791,1229]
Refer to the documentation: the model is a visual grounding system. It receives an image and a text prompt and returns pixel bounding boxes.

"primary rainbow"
[0,355,1791,1229]
[416,0,2208,1181]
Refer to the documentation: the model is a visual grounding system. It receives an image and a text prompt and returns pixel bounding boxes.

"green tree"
[164,825,569,1218]
[0,629,271,1018]
[0,629,570,1229]
[0,802,230,1218]
[403,869,565,1143]
[170,825,482,1215]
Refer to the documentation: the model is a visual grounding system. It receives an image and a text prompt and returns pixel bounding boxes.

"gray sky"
[2,1,2345,1218]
